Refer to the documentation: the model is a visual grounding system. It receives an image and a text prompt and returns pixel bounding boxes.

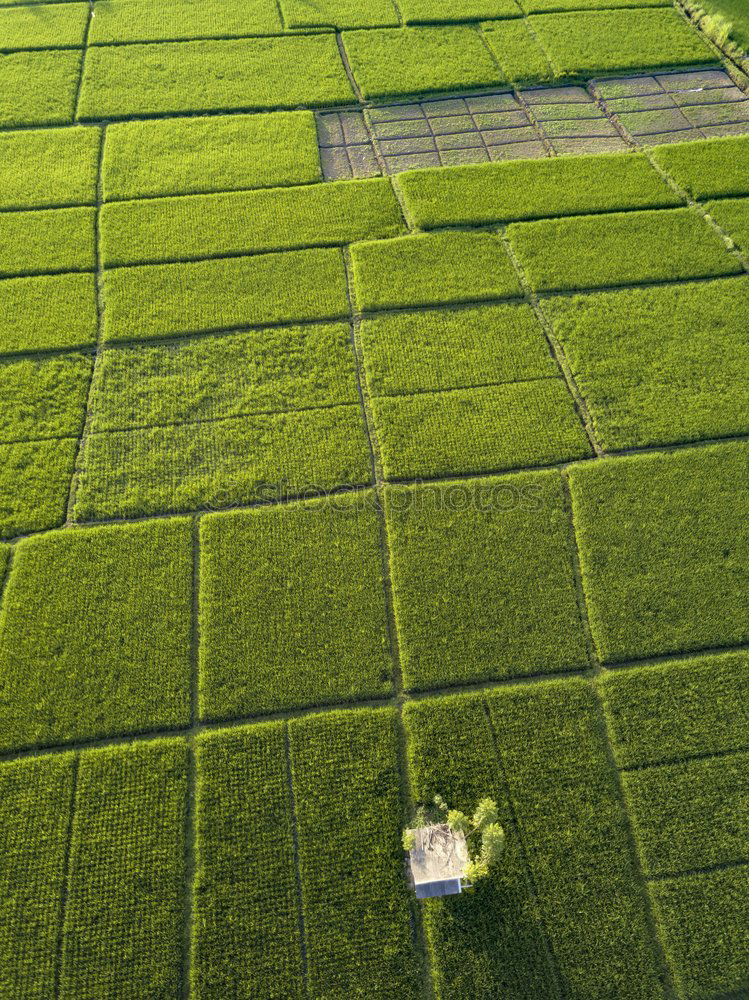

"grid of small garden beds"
[1,0,749,996]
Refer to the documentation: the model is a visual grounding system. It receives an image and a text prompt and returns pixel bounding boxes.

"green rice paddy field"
[1,0,749,996]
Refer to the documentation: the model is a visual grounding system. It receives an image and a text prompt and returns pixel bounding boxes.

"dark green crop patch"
[0,2,88,49]
[281,0,400,28]
[599,650,749,767]
[652,134,749,200]
[89,324,358,433]
[101,248,349,343]
[0,518,192,751]
[704,194,749,255]
[59,740,187,1000]
[342,25,504,99]
[73,405,371,521]
[507,207,740,292]
[360,302,556,395]
[396,152,680,228]
[543,276,749,449]
[0,126,100,210]
[0,437,77,538]
[89,0,283,44]
[0,50,81,128]
[481,19,555,85]
[99,178,405,266]
[288,708,421,999]
[371,379,591,480]
[568,441,749,663]
[351,230,522,311]
[199,494,392,719]
[0,353,92,444]
[385,470,588,690]
[0,753,75,1000]
[194,722,304,999]
[649,867,749,999]
[103,112,321,201]
[532,8,714,77]
[0,207,95,278]
[623,752,749,876]
[0,272,98,356]
[78,36,354,119]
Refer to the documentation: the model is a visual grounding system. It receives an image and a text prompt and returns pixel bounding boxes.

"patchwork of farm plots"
[1,0,749,996]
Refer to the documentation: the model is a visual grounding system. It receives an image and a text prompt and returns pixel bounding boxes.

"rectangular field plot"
[507,207,741,292]
[0,354,91,444]
[102,112,321,201]
[351,230,522,310]
[73,405,371,521]
[342,25,503,99]
[78,35,354,120]
[0,3,88,49]
[281,0,399,28]
[0,754,75,1000]
[193,722,304,1000]
[59,740,187,1000]
[0,50,81,128]
[401,0,521,21]
[599,650,749,768]
[652,135,749,199]
[89,0,283,44]
[568,441,749,663]
[89,324,358,433]
[704,194,749,256]
[0,272,97,356]
[198,494,392,719]
[371,379,591,480]
[395,152,680,228]
[481,19,555,85]
[649,867,749,999]
[359,302,555,395]
[101,249,349,343]
[0,436,77,538]
[288,708,421,999]
[0,207,95,278]
[0,519,192,752]
[542,276,749,449]
[385,470,588,689]
[623,752,749,876]
[403,695,564,997]
[99,179,405,266]
[0,127,100,211]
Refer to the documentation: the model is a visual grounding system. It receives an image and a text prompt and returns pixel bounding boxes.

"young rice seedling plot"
[1,0,748,994]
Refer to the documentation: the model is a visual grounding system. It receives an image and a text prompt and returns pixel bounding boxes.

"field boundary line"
[284,724,311,997]
[72,0,95,122]
[53,752,79,999]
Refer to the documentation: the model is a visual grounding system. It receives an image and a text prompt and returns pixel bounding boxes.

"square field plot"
[0,754,74,1000]
[73,405,371,521]
[101,249,349,343]
[568,441,749,663]
[649,867,749,999]
[351,230,522,310]
[199,494,393,719]
[371,380,592,480]
[99,179,405,266]
[280,0,399,28]
[88,324,358,433]
[0,519,192,752]
[385,470,589,690]
[651,135,749,199]
[507,207,740,292]
[78,36,353,119]
[0,437,77,538]
[102,112,321,201]
[0,3,88,49]
[0,50,81,128]
[342,26,504,99]
[0,273,97,356]
[599,650,749,768]
[0,207,95,278]
[359,302,556,395]
[59,740,187,999]
[0,353,91,444]
[542,276,749,449]
[704,195,749,255]
[531,9,714,78]
[0,127,100,211]
[395,152,679,228]
[89,0,283,43]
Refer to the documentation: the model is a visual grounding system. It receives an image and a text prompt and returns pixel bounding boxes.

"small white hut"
[407,823,469,899]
